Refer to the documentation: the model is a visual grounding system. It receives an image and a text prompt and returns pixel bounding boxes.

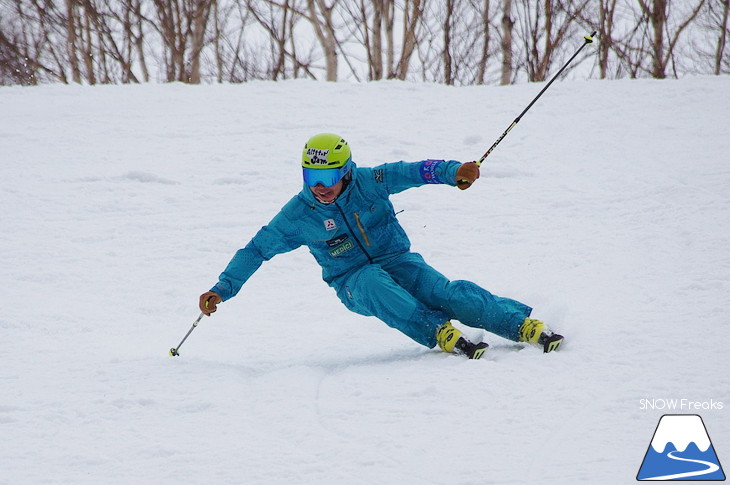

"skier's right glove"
[199,291,222,316]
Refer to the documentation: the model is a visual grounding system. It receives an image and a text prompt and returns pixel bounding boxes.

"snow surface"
[1,76,729,485]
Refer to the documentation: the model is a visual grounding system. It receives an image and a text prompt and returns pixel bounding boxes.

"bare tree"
[188,0,212,82]
[211,0,258,82]
[304,0,338,81]
[614,0,706,78]
[248,0,290,79]
[500,0,513,84]
[443,0,454,84]
[1,0,727,85]
[341,0,384,80]
[149,0,214,83]
[35,0,72,83]
[475,0,491,84]
[129,0,150,82]
[596,0,617,78]
[75,0,145,83]
[714,0,730,73]
[700,0,730,74]
[370,0,386,80]
[514,0,589,82]
[574,0,623,79]
[392,0,424,79]
[0,1,67,84]
[433,0,494,85]
[345,0,435,81]
[639,0,670,78]
[65,0,82,82]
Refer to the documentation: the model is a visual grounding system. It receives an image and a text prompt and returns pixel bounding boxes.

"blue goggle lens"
[303,161,351,187]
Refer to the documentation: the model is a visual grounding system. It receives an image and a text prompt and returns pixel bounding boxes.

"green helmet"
[302,133,353,187]
[302,133,351,168]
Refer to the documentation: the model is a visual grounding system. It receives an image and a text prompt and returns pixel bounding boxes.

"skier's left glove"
[199,291,222,316]
[456,162,480,190]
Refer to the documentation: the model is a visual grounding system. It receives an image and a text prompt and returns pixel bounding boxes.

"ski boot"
[519,318,564,353]
[436,321,488,359]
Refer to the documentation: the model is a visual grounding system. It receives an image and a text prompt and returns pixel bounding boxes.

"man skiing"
[199,133,563,359]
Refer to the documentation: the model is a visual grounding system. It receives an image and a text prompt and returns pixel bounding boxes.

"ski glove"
[456,162,480,190]
[199,291,222,316]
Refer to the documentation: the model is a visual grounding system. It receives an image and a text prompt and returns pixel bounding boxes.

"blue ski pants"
[332,252,532,348]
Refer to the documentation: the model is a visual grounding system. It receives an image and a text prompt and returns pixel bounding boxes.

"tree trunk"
[372,0,384,80]
[307,0,338,81]
[173,1,185,82]
[716,0,730,74]
[394,0,422,80]
[81,5,96,85]
[443,0,454,85]
[651,0,667,78]
[639,0,667,78]
[476,0,490,84]
[384,0,395,77]
[132,0,150,82]
[597,0,617,79]
[65,0,82,83]
[500,0,513,84]
[188,0,212,84]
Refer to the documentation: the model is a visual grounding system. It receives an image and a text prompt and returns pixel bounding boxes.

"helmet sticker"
[307,148,330,165]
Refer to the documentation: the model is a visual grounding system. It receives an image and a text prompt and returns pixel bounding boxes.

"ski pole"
[458,31,596,186]
[169,312,205,357]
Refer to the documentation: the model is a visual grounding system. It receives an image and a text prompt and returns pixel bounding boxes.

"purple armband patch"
[419,159,445,184]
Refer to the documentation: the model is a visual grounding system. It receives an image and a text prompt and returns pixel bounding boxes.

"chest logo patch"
[326,234,354,257]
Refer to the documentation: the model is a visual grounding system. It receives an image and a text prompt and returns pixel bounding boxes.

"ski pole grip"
[456,161,481,188]
[458,161,483,184]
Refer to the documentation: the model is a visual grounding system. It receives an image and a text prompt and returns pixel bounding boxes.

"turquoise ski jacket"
[211,159,461,301]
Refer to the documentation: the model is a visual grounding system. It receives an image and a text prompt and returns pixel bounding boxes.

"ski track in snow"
[1,77,729,484]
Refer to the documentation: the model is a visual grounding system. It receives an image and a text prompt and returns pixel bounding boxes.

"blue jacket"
[211,159,461,301]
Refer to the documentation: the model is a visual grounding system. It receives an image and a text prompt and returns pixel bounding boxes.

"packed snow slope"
[1,75,729,485]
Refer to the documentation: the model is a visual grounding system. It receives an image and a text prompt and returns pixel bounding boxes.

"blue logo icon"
[637,414,726,481]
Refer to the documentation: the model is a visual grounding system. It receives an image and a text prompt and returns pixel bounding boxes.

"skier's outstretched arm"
[378,159,479,194]
[199,199,304,315]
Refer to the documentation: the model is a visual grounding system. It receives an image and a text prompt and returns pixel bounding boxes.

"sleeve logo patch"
[419,159,444,184]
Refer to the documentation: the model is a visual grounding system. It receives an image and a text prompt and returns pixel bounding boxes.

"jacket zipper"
[353,212,371,246]
[335,202,373,263]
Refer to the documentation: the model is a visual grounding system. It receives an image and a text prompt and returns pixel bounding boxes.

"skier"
[199,133,563,359]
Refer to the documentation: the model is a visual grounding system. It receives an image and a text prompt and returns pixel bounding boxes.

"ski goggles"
[302,159,353,187]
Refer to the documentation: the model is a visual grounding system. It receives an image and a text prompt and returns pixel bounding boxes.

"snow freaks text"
[639,399,724,411]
